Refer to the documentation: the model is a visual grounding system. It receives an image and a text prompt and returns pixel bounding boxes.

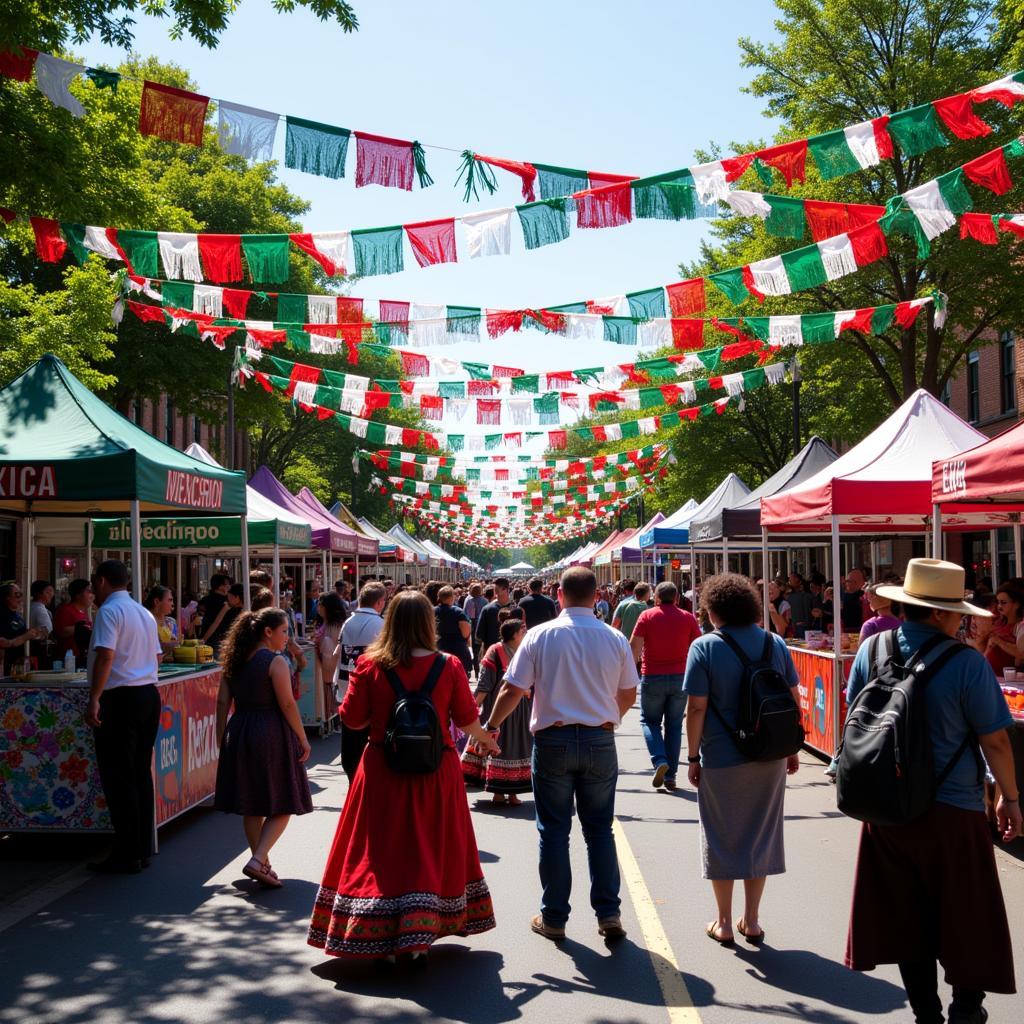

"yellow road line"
[614,817,702,1024]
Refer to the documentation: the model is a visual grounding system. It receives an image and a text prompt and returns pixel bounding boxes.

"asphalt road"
[1,708,1022,1024]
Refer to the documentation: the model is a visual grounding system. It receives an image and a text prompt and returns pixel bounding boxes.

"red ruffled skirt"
[308,746,495,958]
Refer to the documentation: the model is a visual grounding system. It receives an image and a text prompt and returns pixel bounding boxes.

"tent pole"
[761,528,769,619]
[931,504,942,563]
[175,552,182,638]
[722,536,729,575]
[989,529,1000,589]
[1015,523,1022,580]
[300,556,306,636]
[240,516,251,609]
[23,516,34,626]
[130,500,142,602]
[273,543,281,599]
[321,550,327,593]
[85,520,93,583]
[355,553,360,590]
[831,516,842,659]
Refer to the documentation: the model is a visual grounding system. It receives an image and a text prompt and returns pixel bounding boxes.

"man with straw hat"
[843,558,1020,1024]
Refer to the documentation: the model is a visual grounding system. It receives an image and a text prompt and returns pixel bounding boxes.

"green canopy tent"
[0,355,247,602]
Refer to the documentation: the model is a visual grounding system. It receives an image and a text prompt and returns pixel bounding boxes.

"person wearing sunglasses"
[0,582,48,675]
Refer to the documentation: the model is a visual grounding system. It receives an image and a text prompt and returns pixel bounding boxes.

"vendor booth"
[932,419,1024,796]
[0,355,246,837]
[356,517,413,580]
[689,437,838,580]
[387,525,433,578]
[761,390,986,759]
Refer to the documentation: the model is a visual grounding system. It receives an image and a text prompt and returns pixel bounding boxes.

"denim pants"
[532,725,621,925]
[639,674,687,779]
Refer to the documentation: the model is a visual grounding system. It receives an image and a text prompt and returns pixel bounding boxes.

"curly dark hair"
[219,608,288,684]
[699,573,762,628]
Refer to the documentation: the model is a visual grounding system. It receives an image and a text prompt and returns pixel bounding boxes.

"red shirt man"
[630,584,702,677]
[53,579,95,660]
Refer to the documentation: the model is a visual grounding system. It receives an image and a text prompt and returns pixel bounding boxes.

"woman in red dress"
[307,591,499,961]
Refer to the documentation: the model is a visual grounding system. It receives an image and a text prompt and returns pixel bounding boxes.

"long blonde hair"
[364,590,436,669]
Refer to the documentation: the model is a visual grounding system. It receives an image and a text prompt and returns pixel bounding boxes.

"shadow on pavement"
[679,944,906,1023]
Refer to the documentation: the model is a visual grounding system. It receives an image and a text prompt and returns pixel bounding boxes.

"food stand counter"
[999,683,1024,798]
[786,642,857,760]
[1,664,222,836]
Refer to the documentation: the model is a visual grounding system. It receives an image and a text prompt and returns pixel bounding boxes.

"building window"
[193,415,202,444]
[967,350,980,423]
[1001,332,1016,414]
[165,400,175,445]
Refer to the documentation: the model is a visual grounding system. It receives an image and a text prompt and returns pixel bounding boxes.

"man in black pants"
[476,579,513,651]
[85,560,163,874]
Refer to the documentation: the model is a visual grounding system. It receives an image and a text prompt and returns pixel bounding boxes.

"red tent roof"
[933,417,1024,508]
[761,390,985,532]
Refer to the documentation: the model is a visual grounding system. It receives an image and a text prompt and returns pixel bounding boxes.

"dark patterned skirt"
[308,746,495,958]
[846,800,1015,993]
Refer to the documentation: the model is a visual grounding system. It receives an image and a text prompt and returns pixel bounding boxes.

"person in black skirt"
[435,586,473,676]
[215,607,313,888]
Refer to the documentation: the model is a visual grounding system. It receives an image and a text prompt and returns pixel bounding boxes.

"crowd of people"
[3,551,1020,1022]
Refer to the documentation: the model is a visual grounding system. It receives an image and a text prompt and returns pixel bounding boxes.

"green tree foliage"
[0,47,422,523]
[1,0,358,52]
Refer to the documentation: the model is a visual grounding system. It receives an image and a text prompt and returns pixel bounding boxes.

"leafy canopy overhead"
[0,1,359,52]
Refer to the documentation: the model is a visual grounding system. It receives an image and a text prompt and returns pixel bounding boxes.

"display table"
[0,665,222,834]
[787,645,856,760]
[998,683,1024,799]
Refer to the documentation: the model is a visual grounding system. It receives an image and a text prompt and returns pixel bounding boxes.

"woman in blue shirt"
[683,573,800,947]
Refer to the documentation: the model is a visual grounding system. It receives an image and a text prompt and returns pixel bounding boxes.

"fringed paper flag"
[30,217,67,263]
[516,199,570,249]
[242,234,291,283]
[351,226,404,276]
[461,208,512,259]
[284,117,350,178]
[289,231,349,276]
[404,218,457,267]
[33,54,85,117]
[139,81,209,146]
[197,234,242,282]
[218,101,278,161]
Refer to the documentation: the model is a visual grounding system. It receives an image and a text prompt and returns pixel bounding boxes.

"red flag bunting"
[475,155,538,201]
[959,213,999,244]
[575,182,633,229]
[404,218,457,267]
[848,221,888,266]
[138,81,209,146]
[419,395,443,420]
[666,279,705,316]
[337,297,363,323]
[354,132,414,190]
[197,234,242,282]
[0,47,38,81]
[670,318,705,350]
[379,299,410,324]
[30,217,67,263]
[222,288,251,320]
[128,299,168,323]
[962,148,1013,195]
[289,233,343,276]
[932,94,992,140]
[756,139,808,186]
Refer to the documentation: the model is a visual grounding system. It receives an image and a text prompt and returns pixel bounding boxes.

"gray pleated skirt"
[698,759,787,880]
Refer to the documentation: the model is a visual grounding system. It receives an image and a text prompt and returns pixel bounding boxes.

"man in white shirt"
[337,582,387,783]
[84,560,162,874]
[485,566,638,942]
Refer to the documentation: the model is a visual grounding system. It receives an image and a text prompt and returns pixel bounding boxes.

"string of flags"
[3,42,1020,207]
[13,133,1024,285]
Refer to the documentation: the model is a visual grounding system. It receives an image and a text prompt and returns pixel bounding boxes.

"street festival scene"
[3,3,1024,1023]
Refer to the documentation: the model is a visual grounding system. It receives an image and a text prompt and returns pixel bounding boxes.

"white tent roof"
[760,389,985,531]
[184,443,310,530]
[419,537,459,565]
[509,561,535,571]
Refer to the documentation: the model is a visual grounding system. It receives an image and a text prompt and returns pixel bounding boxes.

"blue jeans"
[639,674,687,779]
[532,725,621,926]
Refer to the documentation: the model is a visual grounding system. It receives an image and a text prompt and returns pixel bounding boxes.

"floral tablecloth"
[0,686,112,831]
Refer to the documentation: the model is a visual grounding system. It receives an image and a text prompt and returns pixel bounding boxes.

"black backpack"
[835,629,982,826]
[382,653,447,774]
[709,630,805,761]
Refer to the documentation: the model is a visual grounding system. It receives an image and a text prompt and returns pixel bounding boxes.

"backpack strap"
[712,629,755,669]
[384,653,447,700]
[759,631,775,665]
[419,653,448,698]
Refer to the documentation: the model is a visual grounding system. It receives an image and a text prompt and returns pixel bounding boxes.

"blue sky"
[83,1,782,440]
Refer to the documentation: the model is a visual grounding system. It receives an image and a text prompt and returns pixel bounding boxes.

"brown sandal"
[242,857,282,888]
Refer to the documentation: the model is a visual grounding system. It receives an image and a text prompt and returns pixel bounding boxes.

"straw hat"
[875,559,992,618]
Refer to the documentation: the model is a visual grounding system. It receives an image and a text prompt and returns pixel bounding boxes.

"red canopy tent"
[932,417,1024,578]
[758,390,986,751]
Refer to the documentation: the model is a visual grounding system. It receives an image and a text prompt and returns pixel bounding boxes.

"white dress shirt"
[504,607,639,733]
[87,590,162,690]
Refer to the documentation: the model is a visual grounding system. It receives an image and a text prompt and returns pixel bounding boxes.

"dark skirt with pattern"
[482,696,533,794]
[461,687,497,787]
[214,707,313,817]
[846,800,1016,993]
[308,746,495,958]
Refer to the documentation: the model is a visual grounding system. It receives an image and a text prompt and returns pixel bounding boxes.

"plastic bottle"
[63,649,76,673]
